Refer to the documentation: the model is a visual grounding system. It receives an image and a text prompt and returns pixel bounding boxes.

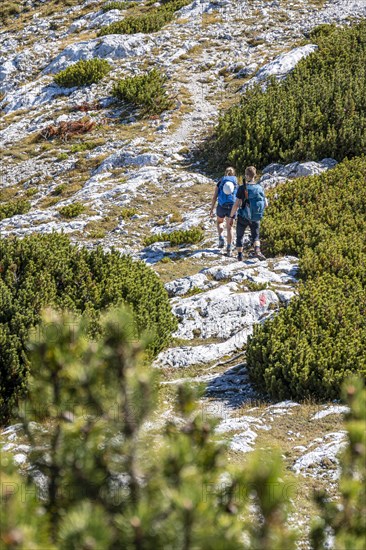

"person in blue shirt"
[228,166,267,261]
[209,167,238,257]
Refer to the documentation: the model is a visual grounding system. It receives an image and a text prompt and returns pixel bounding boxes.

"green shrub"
[57,152,69,161]
[102,1,134,10]
[247,275,366,400]
[0,307,297,548]
[246,157,366,400]
[52,184,66,196]
[54,58,111,88]
[207,21,366,171]
[99,0,191,35]
[0,199,31,221]
[311,378,366,549]
[261,157,366,283]
[309,23,337,40]
[0,233,176,421]
[112,68,174,115]
[58,202,85,218]
[25,188,38,198]
[160,256,172,263]
[3,310,365,548]
[144,227,204,247]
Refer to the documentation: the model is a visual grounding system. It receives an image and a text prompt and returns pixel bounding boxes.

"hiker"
[228,165,267,261]
[209,167,238,256]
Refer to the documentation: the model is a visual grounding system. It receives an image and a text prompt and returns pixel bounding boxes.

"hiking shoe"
[226,245,232,257]
[218,236,225,248]
[237,252,243,261]
[255,247,266,261]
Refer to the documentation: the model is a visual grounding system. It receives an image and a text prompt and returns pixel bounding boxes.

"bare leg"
[225,217,233,245]
[216,217,225,240]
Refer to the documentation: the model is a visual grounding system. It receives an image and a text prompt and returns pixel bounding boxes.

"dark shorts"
[236,215,260,247]
[216,204,235,219]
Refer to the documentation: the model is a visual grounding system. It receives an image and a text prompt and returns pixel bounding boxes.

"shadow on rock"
[205,363,264,411]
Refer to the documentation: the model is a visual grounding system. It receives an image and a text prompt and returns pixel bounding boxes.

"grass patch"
[201,12,222,26]
[0,2,22,25]
[244,280,268,292]
[69,139,104,153]
[57,152,69,161]
[52,184,67,196]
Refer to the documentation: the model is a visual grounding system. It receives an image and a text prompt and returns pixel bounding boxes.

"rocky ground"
[1,0,366,544]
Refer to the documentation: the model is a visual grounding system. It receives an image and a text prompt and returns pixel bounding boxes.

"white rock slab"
[165,272,210,297]
[177,0,211,19]
[293,431,347,479]
[155,326,253,368]
[245,45,318,90]
[261,159,338,181]
[44,34,152,74]
[68,9,123,33]
[172,287,279,340]
[229,429,258,453]
[0,60,17,91]
[2,78,74,113]
[215,416,263,434]
[311,405,350,421]
[94,152,163,174]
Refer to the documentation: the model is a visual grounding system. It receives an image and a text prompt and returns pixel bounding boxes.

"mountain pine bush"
[247,275,366,400]
[0,307,298,549]
[112,68,174,115]
[246,157,366,399]
[144,227,204,246]
[2,310,364,548]
[206,21,366,172]
[0,233,176,422]
[0,199,31,221]
[54,58,111,88]
[58,202,85,218]
[311,378,366,549]
[261,158,366,282]
[99,0,191,35]
[102,1,134,10]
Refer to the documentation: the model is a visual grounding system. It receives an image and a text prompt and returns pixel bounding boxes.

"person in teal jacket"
[228,166,267,261]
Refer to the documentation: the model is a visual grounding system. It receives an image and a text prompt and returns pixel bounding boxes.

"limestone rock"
[172,286,279,340]
[44,34,152,74]
[293,432,347,479]
[244,45,318,91]
[94,151,163,174]
[259,158,338,188]
[164,272,211,297]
